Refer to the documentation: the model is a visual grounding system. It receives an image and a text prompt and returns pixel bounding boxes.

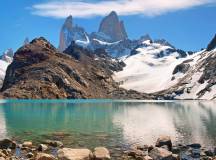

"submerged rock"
[93,147,111,160]
[36,153,55,160]
[44,140,63,148]
[22,141,32,148]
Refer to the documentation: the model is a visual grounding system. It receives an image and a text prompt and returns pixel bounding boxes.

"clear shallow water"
[0,100,216,155]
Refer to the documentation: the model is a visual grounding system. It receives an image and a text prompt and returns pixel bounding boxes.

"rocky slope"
[113,34,216,100]
[1,37,153,99]
[113,39,191,93]
[155,37,216,100]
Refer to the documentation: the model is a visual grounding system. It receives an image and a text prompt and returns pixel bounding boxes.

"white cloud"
[31,0,215,18]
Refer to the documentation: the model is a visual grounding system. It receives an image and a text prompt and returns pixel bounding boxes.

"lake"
[0,100,216,157]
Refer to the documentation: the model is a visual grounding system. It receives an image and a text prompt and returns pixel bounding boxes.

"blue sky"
[0,0,216,54]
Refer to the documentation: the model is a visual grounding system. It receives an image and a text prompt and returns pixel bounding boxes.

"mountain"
[0,48,13,63]
[59,15,89,51]
[113,39,189,93]
[114,35,216,100]
[58,11,134,57]
[98,11,127,42]
[155,35,216,100]
[0,49,14,87]
[1,37,153,99]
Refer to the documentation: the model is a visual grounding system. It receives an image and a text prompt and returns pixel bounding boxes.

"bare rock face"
[98,11,128,42]
[207,34,216,51]
[59,15,88,51]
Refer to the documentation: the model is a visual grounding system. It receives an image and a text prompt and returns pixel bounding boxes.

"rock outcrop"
[98,11,127,42]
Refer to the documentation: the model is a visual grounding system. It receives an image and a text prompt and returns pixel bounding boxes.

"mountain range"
[0,11,215,99]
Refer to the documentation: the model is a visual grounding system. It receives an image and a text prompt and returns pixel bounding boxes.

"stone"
[127,149,145,158]
[189,143,201,149]
[45,140,63,147]
[172,154,179,160]
[0,139,14,149]
[149,147,173,160]
[22,141,32,147]
[0,157,5,160]
[143,155,153,160]
[27,152,34,158]
[155,136,172,151]
[2,150,9,156]
[93,147,110,160]
[57,148,92,160]
[172,146,181,154]
[38,144,48,152]
[205,150,214,157]
[0,151,6,158]
[36,153,55,160]
[148,145,154,153]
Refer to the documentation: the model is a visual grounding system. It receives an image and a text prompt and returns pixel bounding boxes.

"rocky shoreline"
[0,136,216,160]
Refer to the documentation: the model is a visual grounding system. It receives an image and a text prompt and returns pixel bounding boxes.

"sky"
[0,0,216,54]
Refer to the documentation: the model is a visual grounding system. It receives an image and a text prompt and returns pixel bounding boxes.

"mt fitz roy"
[0,11,216,100]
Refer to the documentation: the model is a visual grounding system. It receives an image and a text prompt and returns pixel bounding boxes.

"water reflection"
[0,100,216,149]
[0,107,7,138]
[112,101,216,147]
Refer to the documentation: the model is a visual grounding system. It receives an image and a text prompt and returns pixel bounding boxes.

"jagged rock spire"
[98,11,128,42]
[207,34,216,51]
[59,15,73,51]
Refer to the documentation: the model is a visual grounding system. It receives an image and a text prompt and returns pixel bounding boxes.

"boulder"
[143,155,153,160]
[0,157,5,160]
[36,153,55,160]
[22,141,32,147]
[0,139,15,149]
[149,147,173,160]
[127,149,146,158]
[172,154,179,160]
[156,136,172,151]
[57,148,92,160]
[93,147,110,160]
[188,143,201,149]
[38,144,48,152]
[0,150,6,158]
[204,149,214,157]
[44,140,63,147]
[26,152,34,158]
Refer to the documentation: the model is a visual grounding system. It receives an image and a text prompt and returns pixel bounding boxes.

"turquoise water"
[0,100,216,156]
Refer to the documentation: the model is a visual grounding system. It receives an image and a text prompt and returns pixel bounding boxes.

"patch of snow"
[113,42,202,93]
[93,39,121,46]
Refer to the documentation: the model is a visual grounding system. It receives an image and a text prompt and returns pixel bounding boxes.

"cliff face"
[1,37,153,99]
[98,11,128,42]
[59,15,88,51]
